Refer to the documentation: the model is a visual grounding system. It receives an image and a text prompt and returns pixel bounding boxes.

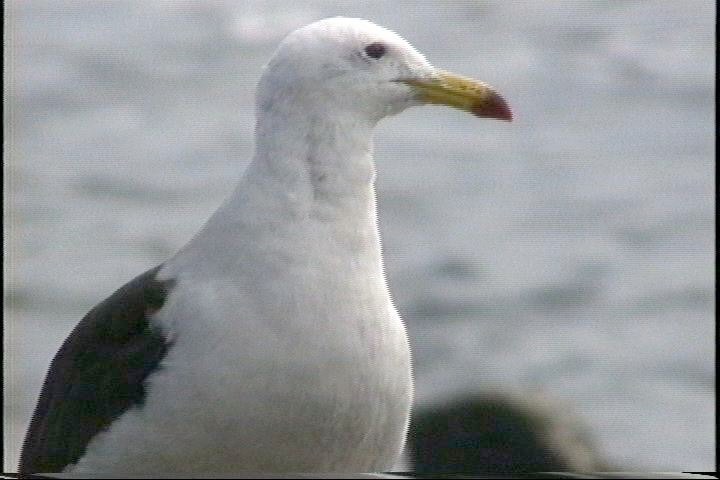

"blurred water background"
[4,0,715,472]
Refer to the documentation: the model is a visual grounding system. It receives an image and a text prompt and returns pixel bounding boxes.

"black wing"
[19,265,175,474]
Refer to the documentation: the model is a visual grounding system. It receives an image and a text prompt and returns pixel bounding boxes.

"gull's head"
[257,17,512,124]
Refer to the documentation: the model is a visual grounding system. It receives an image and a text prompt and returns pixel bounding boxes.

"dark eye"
[364,42,386,59]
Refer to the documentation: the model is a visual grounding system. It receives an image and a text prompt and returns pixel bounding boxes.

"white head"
[257,17,512,125]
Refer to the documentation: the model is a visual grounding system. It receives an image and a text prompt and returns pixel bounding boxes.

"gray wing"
[19,265,175,474]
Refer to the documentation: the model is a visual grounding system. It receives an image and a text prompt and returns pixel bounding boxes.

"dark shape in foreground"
[410,392,608,474]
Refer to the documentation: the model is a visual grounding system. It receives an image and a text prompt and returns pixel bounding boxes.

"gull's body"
[20,17,510,474]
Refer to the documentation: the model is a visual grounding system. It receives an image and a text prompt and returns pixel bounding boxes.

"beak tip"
[471,91,513,122]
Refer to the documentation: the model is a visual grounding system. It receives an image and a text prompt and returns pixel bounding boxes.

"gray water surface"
[4,0,715,472]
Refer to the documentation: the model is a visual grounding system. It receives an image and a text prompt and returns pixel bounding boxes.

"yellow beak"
[401,69,512,122]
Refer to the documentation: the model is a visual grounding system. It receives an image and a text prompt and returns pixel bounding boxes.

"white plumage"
[70,18,420,473]
[22,17,510,475]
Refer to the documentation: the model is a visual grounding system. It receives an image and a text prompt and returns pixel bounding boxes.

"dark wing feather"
[19,265,175,474]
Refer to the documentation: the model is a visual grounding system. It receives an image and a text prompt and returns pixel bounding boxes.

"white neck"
[246,102,377,218]
[169,101,384,277]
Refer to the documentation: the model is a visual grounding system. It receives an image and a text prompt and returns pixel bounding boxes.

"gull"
[20,17,511,475]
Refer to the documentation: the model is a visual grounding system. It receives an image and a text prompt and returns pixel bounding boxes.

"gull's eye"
[364,42,386,60]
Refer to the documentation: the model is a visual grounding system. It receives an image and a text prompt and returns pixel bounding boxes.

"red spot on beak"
[472,91,513,122]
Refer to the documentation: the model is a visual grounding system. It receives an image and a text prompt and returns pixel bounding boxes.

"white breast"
[67,185,413,473]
